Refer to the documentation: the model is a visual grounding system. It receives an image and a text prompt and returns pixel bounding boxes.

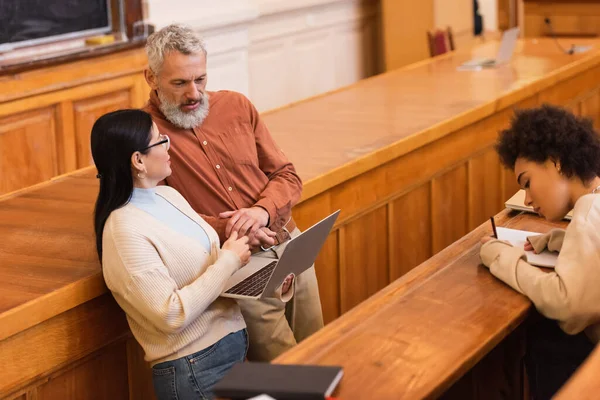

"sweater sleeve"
[481,219,600,335]
[103,220,241,334]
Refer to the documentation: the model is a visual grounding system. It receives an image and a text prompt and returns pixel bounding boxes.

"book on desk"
[213,362,343,400]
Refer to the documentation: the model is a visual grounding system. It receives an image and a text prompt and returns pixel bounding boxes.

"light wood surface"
[274,210,567,399]
[3,38,600,398]
[555,343,600,399]
[264,38,600,202]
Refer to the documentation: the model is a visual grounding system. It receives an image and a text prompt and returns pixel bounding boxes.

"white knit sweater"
[101,185,246,364]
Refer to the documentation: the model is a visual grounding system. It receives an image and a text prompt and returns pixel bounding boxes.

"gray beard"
[158,91,210,129]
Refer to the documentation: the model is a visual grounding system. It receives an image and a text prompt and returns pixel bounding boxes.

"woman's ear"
[131,151,145,174]
[551,159,562,174]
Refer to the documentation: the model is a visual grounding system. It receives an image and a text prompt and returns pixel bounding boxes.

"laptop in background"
[460,27,520,69]
[505,190,573,220]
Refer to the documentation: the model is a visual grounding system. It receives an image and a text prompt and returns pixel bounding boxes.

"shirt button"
[216,164,221,169]
[228,187,233,192]
[202,141,208,145]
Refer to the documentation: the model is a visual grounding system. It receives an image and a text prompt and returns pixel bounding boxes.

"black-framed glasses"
[141,134,170,152]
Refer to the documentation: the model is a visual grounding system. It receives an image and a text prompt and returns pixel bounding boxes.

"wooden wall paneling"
[292,191,341,323]
[0,294,129,397]
[314,232,341,324]
[580,90,600,129]
[501,166,522,203]
[468,148,503,231]
[567,101,582,116]
[0,76,141,121]
[339,207,389,313]
[0,108,57,195]
[131,76,150,108]
[73,90,132,168]
[388,183,432,281]
[6,394,26,400]
[380,0,434,70]
[55,101,77,174]
[523,2,600,37]
[126,339,156,400]
[324,95,537,225]
[36,341,129,400]
[538,66,600,107]
[431,164,469,254]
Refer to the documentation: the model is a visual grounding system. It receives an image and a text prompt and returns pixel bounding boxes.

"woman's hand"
[524,241,534,251]
[222,231,251,266]
[480,235,495,245]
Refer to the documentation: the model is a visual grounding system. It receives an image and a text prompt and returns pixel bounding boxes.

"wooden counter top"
[263,38,600,200]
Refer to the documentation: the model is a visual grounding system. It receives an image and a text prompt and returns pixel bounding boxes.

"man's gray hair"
[146,24,207,73]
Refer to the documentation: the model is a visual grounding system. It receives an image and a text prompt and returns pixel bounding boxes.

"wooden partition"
[263,38,600,323]
[0,47,148,196]
[274,209,568,398]
[3,38,600,399]
[523,0,600,38]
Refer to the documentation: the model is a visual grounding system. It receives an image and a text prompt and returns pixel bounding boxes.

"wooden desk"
[274,210,567,399]
[555,343,600,399]
[3,38,600,398]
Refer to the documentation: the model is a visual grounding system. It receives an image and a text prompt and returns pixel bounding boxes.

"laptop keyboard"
[225,261,278,297]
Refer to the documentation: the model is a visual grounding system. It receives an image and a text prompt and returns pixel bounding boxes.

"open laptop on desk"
[220,210,340,300]
[460,27,520,69]
[505,190,573,220]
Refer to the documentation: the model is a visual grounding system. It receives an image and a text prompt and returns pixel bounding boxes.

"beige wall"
[143,0,380,112]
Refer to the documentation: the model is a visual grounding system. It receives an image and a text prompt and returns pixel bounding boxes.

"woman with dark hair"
[480,104,600,399]
[91,109,291,400]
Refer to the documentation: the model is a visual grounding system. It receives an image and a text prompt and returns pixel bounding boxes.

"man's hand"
[219,207,270,238]
[247,227,277,249]
[281,274,294,295]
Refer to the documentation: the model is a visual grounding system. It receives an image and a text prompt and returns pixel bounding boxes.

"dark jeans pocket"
[152,365,179,400]
[189,331,247,398]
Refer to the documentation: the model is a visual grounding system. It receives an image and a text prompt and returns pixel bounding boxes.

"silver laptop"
[461,27,520,68]
[220,210,340,300]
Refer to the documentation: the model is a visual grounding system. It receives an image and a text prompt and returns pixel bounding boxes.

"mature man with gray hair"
[142,24,324,362]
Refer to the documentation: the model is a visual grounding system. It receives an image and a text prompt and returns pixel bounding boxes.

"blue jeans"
[152,329,248,400]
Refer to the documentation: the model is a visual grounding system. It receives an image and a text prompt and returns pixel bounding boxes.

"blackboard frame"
[0,0,114,53]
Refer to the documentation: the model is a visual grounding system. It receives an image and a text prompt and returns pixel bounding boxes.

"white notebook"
[505,190,573,220]
[496,227,558,268]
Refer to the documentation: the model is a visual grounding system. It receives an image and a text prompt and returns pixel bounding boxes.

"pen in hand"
[490,216,498,239]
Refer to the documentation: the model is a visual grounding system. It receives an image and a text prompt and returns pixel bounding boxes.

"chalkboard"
[0,0,111,50]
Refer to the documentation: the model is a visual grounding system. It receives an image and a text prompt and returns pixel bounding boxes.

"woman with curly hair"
[480,104,600,399]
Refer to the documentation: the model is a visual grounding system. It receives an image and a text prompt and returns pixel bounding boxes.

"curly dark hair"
[495,104,600,182]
